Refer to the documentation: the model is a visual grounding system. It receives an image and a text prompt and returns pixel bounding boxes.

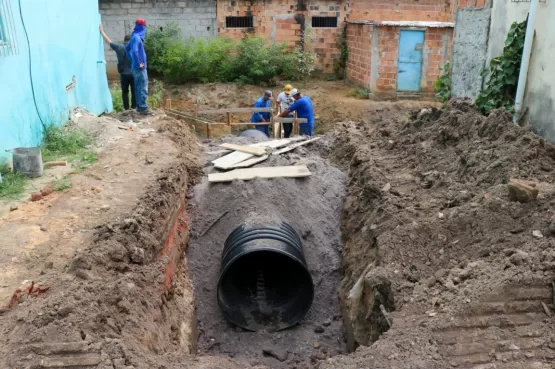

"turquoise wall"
[0,0,112,160]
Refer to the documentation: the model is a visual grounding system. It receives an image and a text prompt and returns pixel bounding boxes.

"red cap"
[136,18,147,26]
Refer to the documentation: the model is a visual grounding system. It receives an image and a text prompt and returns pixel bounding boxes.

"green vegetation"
[148,79,165,108]
[110,84,124,113]
[51,176,72,192]
[144,23,318,85]
[434,61,451,105]
[0,163,27,198]
[41,124,97,172]
[347,87,370,99]
[334,25,348,79]
[476,19,527,115]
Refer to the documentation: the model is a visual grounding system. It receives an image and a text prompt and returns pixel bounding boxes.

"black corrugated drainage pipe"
[217,222,314,332]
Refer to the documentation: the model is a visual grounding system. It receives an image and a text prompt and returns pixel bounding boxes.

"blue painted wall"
[0,0,112,160]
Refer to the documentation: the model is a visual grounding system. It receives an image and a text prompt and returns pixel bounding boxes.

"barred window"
[311,17,338,28]
[0,0,19,57]
[226,16,254,29]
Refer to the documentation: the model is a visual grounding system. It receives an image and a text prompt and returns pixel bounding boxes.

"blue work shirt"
[126,25,147,70]
[288,96,314,127]
[251,97,272,122]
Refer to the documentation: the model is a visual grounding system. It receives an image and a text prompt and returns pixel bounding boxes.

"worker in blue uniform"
[276,89,314,136]
[251,90,273,137]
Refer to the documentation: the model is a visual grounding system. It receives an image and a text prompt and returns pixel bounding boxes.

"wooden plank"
[211,139,291,168]
[208,165,311,183]
[226,155,269,169]
[220,143,267,156]
[275,117,308,123]
[198,107,274,114]
[273,137,322,155]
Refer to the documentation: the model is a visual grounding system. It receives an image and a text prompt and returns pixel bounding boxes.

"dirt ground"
[188,137,346,368]
[2,81,552,369]
[167,80,433,134]
[322,99,555,368]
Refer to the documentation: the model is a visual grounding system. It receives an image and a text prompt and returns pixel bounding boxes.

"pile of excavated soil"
[0,116,222,369]
[321,99,555,368]
[187,137,347,368]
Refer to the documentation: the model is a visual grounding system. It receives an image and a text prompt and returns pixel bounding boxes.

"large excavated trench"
[2,101,555,369]
[187,137,348,368]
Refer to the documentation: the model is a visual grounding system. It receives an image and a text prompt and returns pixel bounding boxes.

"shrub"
[143,23,316,85]
[144,23,181,74]
[110,84,124,112]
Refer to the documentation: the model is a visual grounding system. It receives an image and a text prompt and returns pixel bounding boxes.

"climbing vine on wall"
[333,25,349,79]
[475,19,527,115]
[434,61,451,105]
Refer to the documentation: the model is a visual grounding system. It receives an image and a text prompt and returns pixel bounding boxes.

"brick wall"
[374,26,399,92]
[347,24,452,95]
[347,0,455,22]
[458,0,488,9]
[99,0,217,76]
[346,23,372,88]
[216,0,345,73]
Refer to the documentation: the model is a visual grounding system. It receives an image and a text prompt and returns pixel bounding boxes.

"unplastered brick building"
[345,0,457,96]
[100,0,460,96]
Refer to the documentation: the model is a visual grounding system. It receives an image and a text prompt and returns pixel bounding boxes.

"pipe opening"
[217,224,314,332]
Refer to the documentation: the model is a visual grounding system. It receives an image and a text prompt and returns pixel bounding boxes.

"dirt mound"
[188,137,347,368]
[323,100,555,368]
[0,117,215,369]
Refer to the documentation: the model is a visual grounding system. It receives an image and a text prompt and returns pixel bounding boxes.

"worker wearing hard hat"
[276,84,295,138]
[251,90,273,137]
[276,89,314,136]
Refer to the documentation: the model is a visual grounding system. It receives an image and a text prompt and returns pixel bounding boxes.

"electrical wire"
[18,0,47,132]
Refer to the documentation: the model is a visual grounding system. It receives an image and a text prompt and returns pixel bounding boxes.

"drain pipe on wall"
[513,0,540,123]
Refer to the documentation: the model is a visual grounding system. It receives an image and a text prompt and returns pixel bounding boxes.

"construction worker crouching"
[276,84,295,138]
[251,90,273,137]
[276,89,314,136]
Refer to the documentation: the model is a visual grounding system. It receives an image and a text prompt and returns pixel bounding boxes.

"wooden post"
[294,111,299,136]
[206,123,210,139]
[227,112,231,126]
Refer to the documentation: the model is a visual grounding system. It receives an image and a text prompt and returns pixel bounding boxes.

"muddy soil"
[321,99,555,368]
[187,136,347,368]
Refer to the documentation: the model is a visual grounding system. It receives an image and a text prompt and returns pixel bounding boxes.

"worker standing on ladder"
[276,89,314,136]
[276,84,295,138]
[251,90,273,137]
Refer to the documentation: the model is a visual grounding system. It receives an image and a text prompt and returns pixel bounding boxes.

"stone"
[509,250,529,266]
[262,348,288,362]
[44,261,54,269]
[508,179,538,203]
[434,269,448,279]
[381,183,391,192]
[314,325,325,333]
[40,225,47,232]
[313,343,321,349]
[101,205,111,211]
[532,230,544,239]
[322,319,331,327]
[425,276,437,288]
[9,205,18,211]
[31,193,42,202]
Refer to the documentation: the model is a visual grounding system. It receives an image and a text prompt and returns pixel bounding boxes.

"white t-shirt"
[277,91,295,112]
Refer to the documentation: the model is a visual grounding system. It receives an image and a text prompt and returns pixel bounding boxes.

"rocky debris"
[262,348,288,362]
[314,326,325,334]
[30,192,42,202]
[508,178,538,203]
[533,230,544,239]
[509,250,530,266]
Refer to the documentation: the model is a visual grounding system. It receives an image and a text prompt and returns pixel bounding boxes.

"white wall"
[488,1,555,142]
